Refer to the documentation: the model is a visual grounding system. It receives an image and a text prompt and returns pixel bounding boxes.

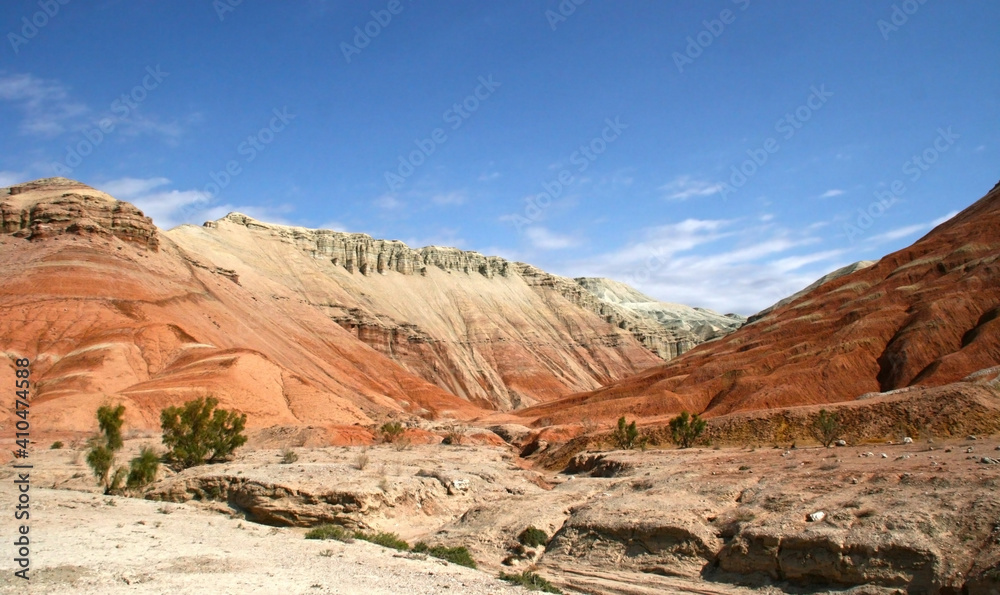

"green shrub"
[305,525,353,542]
[160,397,247,469]
[518,526,549,548]
[50,441,64,450]
[669,411,706,448]
[86,404,128,491]
[97,404,126,451]
[379,422,405,443]
[412,542,476,568]
[811,409,842,448]
[280,448,299,464]
[611,416,647,450]
[354,531,409,551]
[498,570,562,593]
[85,443,114,488]
[126,446,160,490]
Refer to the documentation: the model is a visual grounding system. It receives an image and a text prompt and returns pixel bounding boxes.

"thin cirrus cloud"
[863,210,960,246]
[430,191,466,206]
[660,175,726,201]
[0,170,27,187]
[820,189,845,198]
[373,194,405,210]
[0,72,88,137]
[567,218,845,315]
[524,226,579,250]
[0,71,196,145]
[100,176,293,230]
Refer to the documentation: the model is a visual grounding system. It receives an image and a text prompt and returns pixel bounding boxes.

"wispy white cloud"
[0,71,195,145]
[430,191,466,206]
[931,210,959,226]
[100,176,170,198]
[0,72,88,137]
[820,189,845,198]
[525,226,579,250]
[316,220,347,232]
[373,194,405,210]
[131,188,213,228]
[864,210,960,246]
[403,228,466,249]
[0,170,27,187]
[660,175,724,201]
[478,171,501,182]
[771,249,846,273]
[98,176,295,230]
[567,218,842,315]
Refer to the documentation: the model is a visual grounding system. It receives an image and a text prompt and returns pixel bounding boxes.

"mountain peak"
[0,177,158,249]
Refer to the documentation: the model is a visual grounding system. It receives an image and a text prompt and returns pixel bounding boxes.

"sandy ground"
[3,434,999,595]
[0,484,532,595]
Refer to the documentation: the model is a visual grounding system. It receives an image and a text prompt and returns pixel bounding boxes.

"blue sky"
[1,0,998,314]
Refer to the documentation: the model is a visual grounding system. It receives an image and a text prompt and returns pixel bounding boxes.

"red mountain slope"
[0,178,482,436]
[517,183,1000,425]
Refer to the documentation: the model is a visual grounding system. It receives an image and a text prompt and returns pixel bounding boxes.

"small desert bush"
[280,448,299,464]
[379,422,405,443]
[353,450,370,471]
[50,441,64,450]
[354,531,409,551]
[498,570,562,593]
[611,416,647,450]
[160,397,247,469]
[518,526,549,548]
[669,411,707,448]
[412,542,476,568]
[811,409,842,448]
[125,446,160,491]
[305,524,353,542]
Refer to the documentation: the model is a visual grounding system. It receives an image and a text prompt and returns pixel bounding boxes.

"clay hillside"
[517,182,1000,428]
[0,177,739,437]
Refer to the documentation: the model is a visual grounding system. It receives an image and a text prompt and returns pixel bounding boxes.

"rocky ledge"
[1,177,159,250]
[213,213,744,359]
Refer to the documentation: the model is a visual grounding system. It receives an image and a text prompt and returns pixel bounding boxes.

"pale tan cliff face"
[0,178,710,435]
[0,179,485,436]
[167,213,664,411]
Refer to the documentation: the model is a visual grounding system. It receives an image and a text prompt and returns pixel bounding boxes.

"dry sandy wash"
[3,434,1000,594]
